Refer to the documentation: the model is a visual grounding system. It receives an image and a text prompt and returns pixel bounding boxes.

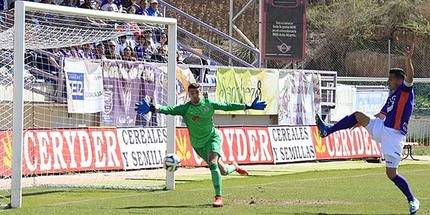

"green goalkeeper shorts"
[193,134,222,163]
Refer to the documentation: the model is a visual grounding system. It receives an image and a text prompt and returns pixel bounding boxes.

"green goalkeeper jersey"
[159,99,245,148]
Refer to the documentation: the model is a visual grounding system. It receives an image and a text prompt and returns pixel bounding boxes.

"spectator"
[95,43,107,60]
[134,34,147,61]
[126,31,139,49]
[128,0,140,14]
[130,31,142,48]
[106,40,122,60]
[121,0,133,10]
[117,35,130,55]
[69,46,83,58]
[77,46,87,58]
[155,32,167,56]
[60,47,74,58]
[101,0,119,12]
[82,43,96,59]
[146,0,162,17]
[136,0,148,15]
[100,0,128,12]
[143,38,155,58]
[127,6,137,14]
[51,48,64,59]
[143,30,156,50]
[122,46,137,61]
[62,0,80,7]
[79,0,95,9]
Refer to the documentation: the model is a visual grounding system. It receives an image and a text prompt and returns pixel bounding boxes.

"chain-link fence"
[303,37,428,77]
[335,79,430,146]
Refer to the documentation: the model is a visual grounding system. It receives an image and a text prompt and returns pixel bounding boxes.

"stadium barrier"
[177,127,274,166]
[269,126,316,164]
[0,125,382,176]
[310,126,382,160]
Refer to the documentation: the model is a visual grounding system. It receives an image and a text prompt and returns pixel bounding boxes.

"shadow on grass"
[262,213,406,215]
[127,178,197,182]
[119,204,212,209]
[19,189,67,198]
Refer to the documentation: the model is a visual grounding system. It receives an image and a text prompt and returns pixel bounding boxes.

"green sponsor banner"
[215,68,278,115]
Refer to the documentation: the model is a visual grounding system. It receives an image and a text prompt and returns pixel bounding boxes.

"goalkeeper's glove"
[245,97,267,110]
[134,99,155,115]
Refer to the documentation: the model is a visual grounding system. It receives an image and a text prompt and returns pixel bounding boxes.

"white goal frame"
[12,1,177,208]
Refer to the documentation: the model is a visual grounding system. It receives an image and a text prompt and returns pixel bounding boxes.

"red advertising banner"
[0,128,124,177]
[311,126,382,160]
[0,125,385,176]
[0,131,12,176]
[176,127,274,167]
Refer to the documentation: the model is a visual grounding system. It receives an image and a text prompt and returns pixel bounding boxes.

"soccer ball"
[164,153,181,172]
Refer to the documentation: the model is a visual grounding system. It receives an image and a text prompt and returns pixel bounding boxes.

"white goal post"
[11,1,177,208]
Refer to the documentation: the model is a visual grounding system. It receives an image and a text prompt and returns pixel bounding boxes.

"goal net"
[0,1,177,208]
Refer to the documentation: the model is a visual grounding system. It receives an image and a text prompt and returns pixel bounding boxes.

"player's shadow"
[119,204,212,210]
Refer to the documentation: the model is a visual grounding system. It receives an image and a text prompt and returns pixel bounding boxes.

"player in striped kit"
[315,44,420,214]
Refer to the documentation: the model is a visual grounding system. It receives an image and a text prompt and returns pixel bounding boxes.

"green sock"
[223,165,236,176]
[209,163,222,196]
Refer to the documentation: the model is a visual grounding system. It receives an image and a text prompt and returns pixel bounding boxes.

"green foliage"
[413,83,430,114]
[307,0,429,40]
[308,0,379,41]
[305,0,430,79]
[403,14,430,37]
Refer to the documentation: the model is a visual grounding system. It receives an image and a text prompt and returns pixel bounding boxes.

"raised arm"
[404,44,414,85]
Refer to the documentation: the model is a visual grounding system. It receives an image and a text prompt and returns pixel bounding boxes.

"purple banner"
[102,61,167,127]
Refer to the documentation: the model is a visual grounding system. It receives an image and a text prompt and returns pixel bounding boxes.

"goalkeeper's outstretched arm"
[210,100,246,111]
[155,104,188,116]
[211,97,267,111]
[135,100,187,116]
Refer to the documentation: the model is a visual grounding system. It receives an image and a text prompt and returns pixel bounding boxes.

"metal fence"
[408,117,430,146]
[303,39,428,77]
[304,36,430,145]
[336,78,430,146]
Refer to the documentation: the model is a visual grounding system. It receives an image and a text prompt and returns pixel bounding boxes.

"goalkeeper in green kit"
[135,83,267,207]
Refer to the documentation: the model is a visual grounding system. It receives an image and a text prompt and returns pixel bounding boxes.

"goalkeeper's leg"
[207,139,249,176]
[193,146,224,207]
[218,160,249,176]
[208,152,223,207]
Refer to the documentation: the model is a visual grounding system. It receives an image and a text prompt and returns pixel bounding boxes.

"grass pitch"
[5,162,430,215]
